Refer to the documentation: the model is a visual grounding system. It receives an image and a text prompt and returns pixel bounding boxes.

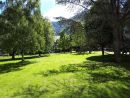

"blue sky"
[40,0,55,15]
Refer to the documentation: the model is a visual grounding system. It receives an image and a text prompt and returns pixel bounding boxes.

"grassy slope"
[0,52,130,98]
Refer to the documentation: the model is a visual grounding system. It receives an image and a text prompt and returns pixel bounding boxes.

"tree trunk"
[89,49,91,54]
[113,14,122,63]
[101,45,104,56]
[12,51,15,60]
[111,0,122,63]
[12,50,15,60]
[113,26,121,63]
[39,53,41,57]
[21,50,24,62]
[88,47,91,54]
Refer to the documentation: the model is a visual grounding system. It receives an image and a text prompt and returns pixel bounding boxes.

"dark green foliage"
[56,0,130,62]
[59,30,71,52]
[70,31,86,53]
[0,0,54,60]
[56,17,86,53]
[44,19,55,53]
[85,2,113,56]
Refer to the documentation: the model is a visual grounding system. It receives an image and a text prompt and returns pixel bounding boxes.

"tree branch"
[56,0,88,9]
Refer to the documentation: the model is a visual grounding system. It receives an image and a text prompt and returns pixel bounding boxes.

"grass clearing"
[0,52,130,98]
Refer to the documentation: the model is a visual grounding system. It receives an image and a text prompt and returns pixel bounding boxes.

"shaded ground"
[0,61,36,74]
[0,54,50,62]
[35,61,130,98]
[87,54,130,70]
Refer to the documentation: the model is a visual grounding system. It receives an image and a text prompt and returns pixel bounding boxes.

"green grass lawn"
[0,52,130,98]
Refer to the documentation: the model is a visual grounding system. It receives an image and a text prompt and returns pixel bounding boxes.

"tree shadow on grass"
[37,64,83,77]
[13,84,49,98]
[18,60,130,98]
[53,61,130,98]
[0,61,35,74]
[89,66,130,83]
[72,52,92,55]
[87,54,130,70]
[51,73,130,98]
[87,54,115,62]
[0,54,50,62]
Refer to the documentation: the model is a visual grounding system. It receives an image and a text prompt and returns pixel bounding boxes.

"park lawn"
[0,52,130,98]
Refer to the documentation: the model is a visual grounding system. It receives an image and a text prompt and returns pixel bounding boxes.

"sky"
[40,0,78,21]
[1,0,78,21]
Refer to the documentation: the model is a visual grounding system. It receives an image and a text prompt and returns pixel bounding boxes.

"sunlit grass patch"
[0,52,130,97]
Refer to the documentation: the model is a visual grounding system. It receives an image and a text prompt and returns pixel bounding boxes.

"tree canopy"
[56,0,130,63]
[0,0,55,60]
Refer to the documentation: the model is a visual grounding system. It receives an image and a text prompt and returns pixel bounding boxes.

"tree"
[44,19,55,53]
[59,30,71,52]
[0,0,46,60]
[0,6,24,60]
[91,0,130,62]
[56,0,130,63]
[32,15,45,57]
[56,17,86,53]
[110,0,126,63]
[85,2,113,56]
[70,31,86,53]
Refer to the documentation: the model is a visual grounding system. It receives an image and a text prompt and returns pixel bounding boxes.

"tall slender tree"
[44,19,55,53]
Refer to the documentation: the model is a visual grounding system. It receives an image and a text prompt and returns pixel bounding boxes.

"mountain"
[71,11,87,22]
[52,22,63,36]
[51,11,87,36]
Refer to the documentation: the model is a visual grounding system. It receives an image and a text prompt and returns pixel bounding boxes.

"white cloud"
[43,5,77,21]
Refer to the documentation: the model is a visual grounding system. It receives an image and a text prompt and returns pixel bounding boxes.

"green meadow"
[0,52,130,98]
